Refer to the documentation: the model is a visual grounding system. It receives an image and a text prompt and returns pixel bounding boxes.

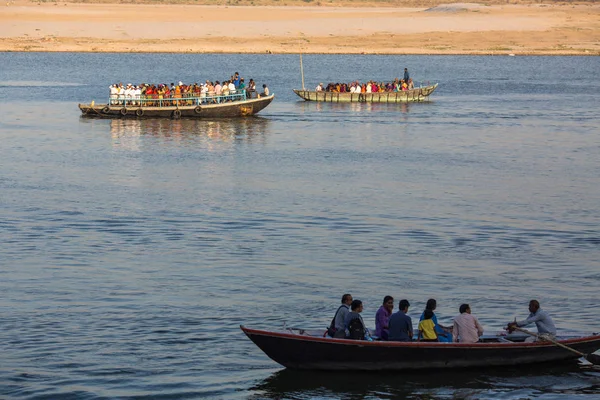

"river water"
[0,53,599,399]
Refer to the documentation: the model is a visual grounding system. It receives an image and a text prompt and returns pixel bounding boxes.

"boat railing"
[108,91,252,107]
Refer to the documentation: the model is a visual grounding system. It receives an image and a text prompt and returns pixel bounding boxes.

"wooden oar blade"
[586,352,600,365]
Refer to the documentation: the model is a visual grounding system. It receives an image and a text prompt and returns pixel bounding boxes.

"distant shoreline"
[1,1,598,55]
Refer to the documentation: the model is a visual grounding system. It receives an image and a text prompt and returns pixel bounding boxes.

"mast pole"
[300,53,305,90]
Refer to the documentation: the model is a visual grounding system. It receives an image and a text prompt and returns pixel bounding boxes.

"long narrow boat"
[292,83,438,103]
[241,325,600,371]
[79,92,274,119]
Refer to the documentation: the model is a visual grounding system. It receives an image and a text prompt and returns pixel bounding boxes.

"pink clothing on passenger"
[452,313,484,343]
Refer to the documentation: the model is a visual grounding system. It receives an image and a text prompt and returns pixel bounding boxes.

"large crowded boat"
[79,78,274,119]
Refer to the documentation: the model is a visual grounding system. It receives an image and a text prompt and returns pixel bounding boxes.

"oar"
[513,327,600,365]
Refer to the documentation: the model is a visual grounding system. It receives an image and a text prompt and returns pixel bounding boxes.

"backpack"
[348,317,365,340]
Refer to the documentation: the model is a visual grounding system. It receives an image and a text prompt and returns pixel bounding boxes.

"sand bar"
[1,1,599,54]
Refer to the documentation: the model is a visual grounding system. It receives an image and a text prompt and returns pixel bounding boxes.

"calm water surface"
[0,53,599,399]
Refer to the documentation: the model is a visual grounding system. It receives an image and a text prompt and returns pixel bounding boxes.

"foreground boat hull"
[241,326,600,371]
[79,95,274,119]
[293,84,437,103]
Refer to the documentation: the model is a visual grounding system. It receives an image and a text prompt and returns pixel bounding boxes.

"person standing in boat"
[507,299,556,342]
[420,299,453,342]
[452,304,484,343]
[388,299,413,342]
[375,295,394,340]
[404,67,410,82]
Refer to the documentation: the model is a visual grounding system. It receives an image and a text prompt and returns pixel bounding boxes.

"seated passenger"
[247,79,256,97]
[418,310,438,342]
[388,299,413,342]
[259,84,269,97]
[344,299,372,340]
[452,304,484,343]
[222,81,230,96]
[375,296,394,340]
[315,83,323,92]
[327,293,352,338]
[420,299,453,342]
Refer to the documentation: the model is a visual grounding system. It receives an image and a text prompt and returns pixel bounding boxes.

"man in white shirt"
[259,84,269,97]
[109,84,118,105]
[134,86,142,106]
[452,304,484,343]
[315,83,323,92]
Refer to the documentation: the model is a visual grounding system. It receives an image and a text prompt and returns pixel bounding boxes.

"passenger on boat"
[375,295,394,341]
[247,79,256,98]
[238,78,246,91]
[328,293,352,338]
[233,72,240,88]
[222,81,230,97]
[507,300,556,342]
[109,84,118,105]
[452,304,484,343]
[344,299,372,340]
[408,79,414,90]
[388,299,413,342]
[228,80,236,95]
[404,67,410,82]
[315,83,323,92]
[418,309,438,342]
[420,299,453,342]
[259,84,269,98]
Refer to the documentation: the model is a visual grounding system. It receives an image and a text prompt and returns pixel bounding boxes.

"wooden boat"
[292,84,438,103]
[241,325,600,371]
[79,92,274,119]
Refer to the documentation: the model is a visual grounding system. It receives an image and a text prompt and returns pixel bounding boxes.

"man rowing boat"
[508,299,556,342]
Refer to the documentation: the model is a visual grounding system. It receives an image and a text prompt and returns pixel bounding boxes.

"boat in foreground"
[79,92,274,119]
[292,83,438,103]
[241,325,600,371]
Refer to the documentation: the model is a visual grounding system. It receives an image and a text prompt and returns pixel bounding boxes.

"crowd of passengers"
[328,294,556,343]
[316,78,415,93]
[109,72,270,106]
[316,67,415,93]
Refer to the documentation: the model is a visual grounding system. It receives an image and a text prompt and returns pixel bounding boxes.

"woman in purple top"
[375,295,394,340]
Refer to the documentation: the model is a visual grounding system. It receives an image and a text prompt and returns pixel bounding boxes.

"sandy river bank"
[1,1,598,54]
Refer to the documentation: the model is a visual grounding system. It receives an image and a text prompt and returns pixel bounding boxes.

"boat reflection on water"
[296,100,412,115]
[105,117,271,143]
[248,364,599,399]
